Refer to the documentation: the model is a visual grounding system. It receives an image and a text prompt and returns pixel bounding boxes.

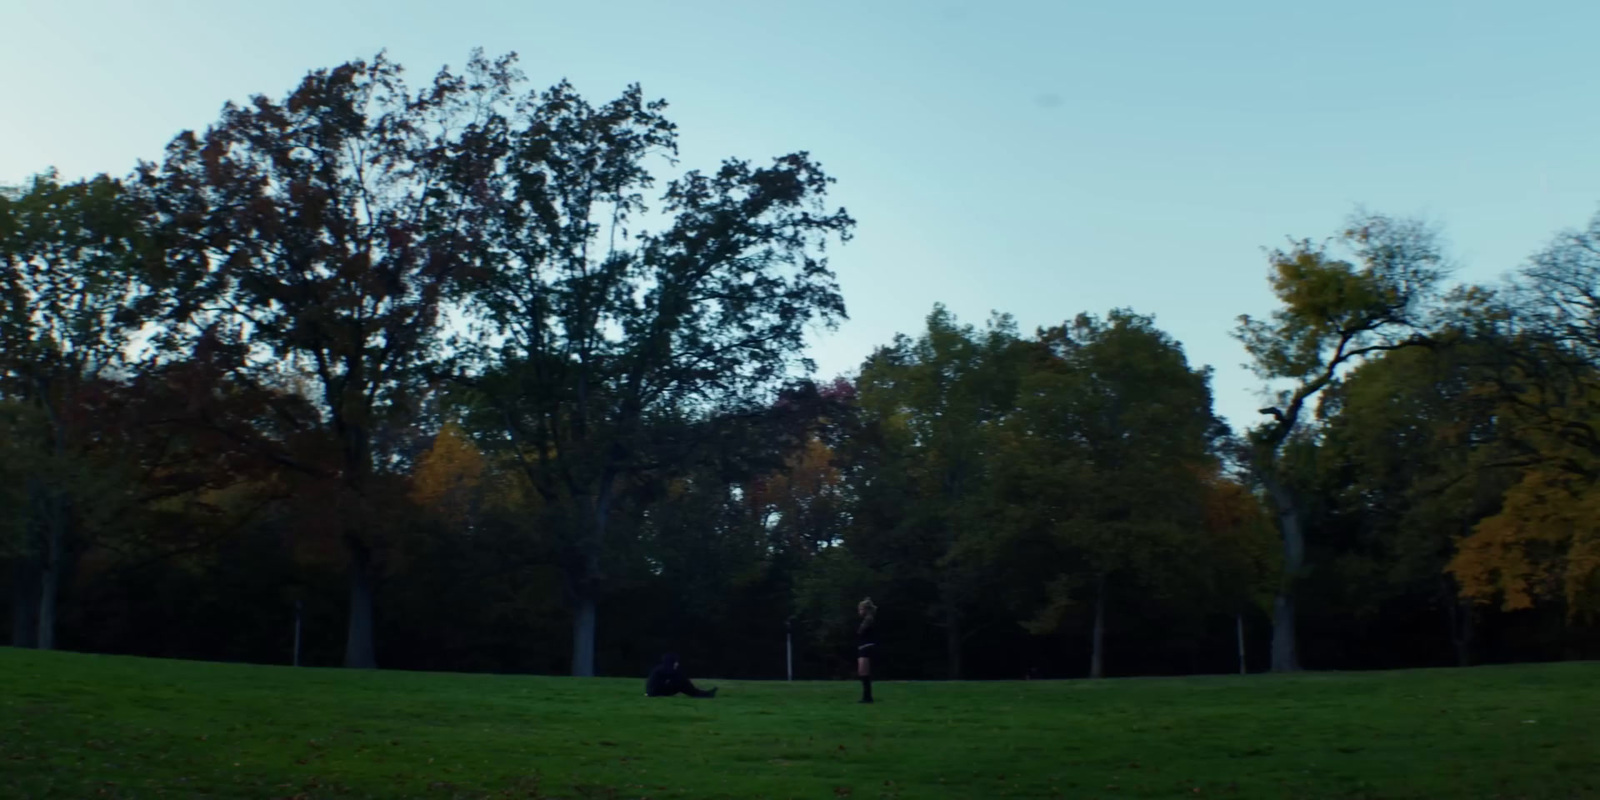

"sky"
[5,0,1600,431]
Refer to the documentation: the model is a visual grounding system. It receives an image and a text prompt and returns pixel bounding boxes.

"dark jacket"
[857,617,877,654]
[645,653,681,696]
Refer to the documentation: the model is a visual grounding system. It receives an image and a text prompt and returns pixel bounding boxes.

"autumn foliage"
[4,50,1600,678]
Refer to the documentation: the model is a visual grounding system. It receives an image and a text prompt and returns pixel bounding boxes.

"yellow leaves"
[745,437,841,511]
[409,421,497,529]
[410,422,485,509]
[1449,468,1600,618]
[410,422,537,527]
[1271,251,1360,320]
[1567,534,1600,612]
[1451,517,1538,613]
[782,438,843,496]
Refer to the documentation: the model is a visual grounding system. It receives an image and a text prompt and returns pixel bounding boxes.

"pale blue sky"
[5,0,1599,431]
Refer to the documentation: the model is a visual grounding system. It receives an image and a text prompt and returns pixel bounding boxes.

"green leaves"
[840,304,1226,675]
[1234,213,1446,418]
[999,310,1218,628]
[432,66,854,675]
[0,172,151,394]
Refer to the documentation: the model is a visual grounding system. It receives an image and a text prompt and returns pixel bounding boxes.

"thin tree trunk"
[570,478,615,678]
[945,605,963,681]
[1446,594,1473,668]
[1265,478,1303,672]
[1237,611,1247,675]
[34,389,69,653]
[10,556,40,648]
[1089,575,1107,679]
[1270,593,1297,672]
[336,415,378,670]
[33,479,67,652]
[571,593,598,677]
[343,538,376,669]
[36,548,59,651]
[1442,553,1473,669]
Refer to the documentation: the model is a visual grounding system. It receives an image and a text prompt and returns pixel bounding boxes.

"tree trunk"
[569,478,615,678]
[36,548,59,652]
[10,556,40,648]
[33,479,67,652]
[571,593,598,677]
[343,538,377,669]
[1089,575,1107,679]
[945,606,963,681]
[33,391,70,653]
[1265,478,1303,672]
[1270,593,1297,672]
[1445,587,1473,668]
[334,413,380,670]
[1236,611,1247,675]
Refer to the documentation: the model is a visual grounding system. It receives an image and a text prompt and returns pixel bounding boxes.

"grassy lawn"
[1,648,1596,799]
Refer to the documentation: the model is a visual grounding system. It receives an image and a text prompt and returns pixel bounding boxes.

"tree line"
[3,50,1598,679]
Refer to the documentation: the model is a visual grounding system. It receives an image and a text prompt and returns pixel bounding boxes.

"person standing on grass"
[645,653,718,698]
[856,597,878,703]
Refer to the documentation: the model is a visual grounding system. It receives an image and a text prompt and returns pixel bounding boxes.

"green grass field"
[1,649,1595,799]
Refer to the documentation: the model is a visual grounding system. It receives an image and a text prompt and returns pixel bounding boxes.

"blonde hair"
[858,597,878,616]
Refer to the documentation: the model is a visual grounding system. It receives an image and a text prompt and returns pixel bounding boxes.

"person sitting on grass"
[645,653,718,698]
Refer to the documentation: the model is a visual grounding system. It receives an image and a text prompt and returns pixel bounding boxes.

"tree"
[1233,213,1447,671]
[1443,210,1600,625]
[410,421,492,532]
[139,51,518,668]
[1198,465,1277,673]
[458,78,853,675]
[746,435,850,558]
[996,310,1217,678]
[1318,332,1521,666]
[0,172,152,649]
[1450,462,1600,620]
[849,305,1026,679]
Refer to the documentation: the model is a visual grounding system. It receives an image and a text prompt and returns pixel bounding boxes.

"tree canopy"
[4,50,1599,678]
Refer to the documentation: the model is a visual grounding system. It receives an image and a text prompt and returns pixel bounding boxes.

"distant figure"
[856,597,878,703]
[645,653,718,699]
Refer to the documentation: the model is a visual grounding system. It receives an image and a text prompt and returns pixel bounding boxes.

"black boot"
[859,677,873,703]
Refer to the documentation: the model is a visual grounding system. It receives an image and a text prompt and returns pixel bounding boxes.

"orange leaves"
[1443,356,1600,619]
[411,422,492,531]
[746,438,840,510]
[1202,471,1268,537]
[408,421,534,529]
[410,422,485,512]
[1449,468,1600,618]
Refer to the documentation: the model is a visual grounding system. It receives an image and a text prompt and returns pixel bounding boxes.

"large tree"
[1318,331,1523,665]
[139,51,516,668]
[996,310,1217,678]
[1233,213,1447,671]
[849,305,1026,679]
[458,79,853,676]
[1448,211,1600,621]
[0,172,152,649]
[1197,462,1278,674]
